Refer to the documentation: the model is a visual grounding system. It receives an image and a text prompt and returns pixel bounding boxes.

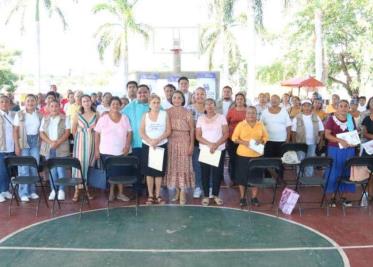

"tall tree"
[0,44,20,93]
[93,0,149,88]
[200,0,242,86]
[5,0,70,91]
[257,0,373,96]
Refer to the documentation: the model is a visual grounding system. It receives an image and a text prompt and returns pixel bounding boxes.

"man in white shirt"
[126,81,138,102]
[358,96,367,113]
[291,99,324,176]
[178,76,192,107]
[161,84,176,110]
[216,86,234,116]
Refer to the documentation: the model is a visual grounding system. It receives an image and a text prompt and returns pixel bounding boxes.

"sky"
[1,0,341,97]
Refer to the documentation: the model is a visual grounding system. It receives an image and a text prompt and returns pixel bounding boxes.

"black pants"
[227,139,238,182]
[200,150,225,197]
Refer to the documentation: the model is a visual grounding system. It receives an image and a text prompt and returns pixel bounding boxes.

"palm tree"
[5,0,70,91]
[200,0,242,86]
[93,0,149,88]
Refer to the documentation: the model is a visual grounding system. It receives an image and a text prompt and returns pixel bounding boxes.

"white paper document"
[249,139,264,155]
[362,140,373,155]
[148,147,165,171]
[198,146,222,167]
[336,130,361,149]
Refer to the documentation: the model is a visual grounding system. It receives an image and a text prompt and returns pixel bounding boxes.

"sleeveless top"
[143,110,167,146]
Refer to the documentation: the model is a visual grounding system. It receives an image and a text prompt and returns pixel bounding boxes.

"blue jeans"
[47,149,65,191]
[297,144,317,177]
[18,135,40,197]
[0,152,14,193]
[192,146,202,189]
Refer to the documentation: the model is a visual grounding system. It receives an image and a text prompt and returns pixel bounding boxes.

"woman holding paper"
[231,106,269,207]
[94,97,132,202]
[324,100,357,207]
[196,98,229,206]
[165,90,195,205]
[140,94,171,205]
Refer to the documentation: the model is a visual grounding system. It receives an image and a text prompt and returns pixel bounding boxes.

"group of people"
[0,79,372,208]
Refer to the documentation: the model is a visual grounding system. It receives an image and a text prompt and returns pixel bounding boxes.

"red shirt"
[325,115,356,147]
[226,108,246,138]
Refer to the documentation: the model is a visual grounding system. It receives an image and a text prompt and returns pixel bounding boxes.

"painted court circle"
[0,205,349,267]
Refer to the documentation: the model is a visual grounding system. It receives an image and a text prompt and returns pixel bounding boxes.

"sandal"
[202,197,209,206]
[179,191,186,205]
[146,197,154,205]
[213,196,223,206]
[171,188,180,202]
[155,196,165,205]
[72,191,79,202]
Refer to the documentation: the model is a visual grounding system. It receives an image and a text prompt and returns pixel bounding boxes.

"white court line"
[0,245,372,253]
[0,205,351,266]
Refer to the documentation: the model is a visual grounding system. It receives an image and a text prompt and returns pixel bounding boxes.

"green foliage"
[200,0,242,77]
[93,0,150,65]
[0,45,20,93]
[257,0,373,96]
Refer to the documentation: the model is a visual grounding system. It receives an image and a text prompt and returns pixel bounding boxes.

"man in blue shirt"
[122,84,150,194]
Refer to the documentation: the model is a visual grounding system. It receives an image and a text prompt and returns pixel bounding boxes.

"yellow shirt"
[66,103,80,120]
[289,107,301,119]
[326,104,336,114]
[315,110,328,121]
[231,120,269,157]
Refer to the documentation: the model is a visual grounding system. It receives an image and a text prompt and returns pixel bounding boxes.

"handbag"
[350,166,370,182]
[279,187,300,215]
[87,159,107,189]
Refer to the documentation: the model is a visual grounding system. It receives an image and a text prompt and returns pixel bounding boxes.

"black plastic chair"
[246,158,283,213]
[5,156,49,216]
[280,143,308,185]
[294,157,333,216]
[104,156,139,216]
[46,157,90,217]
[335,156,373,216]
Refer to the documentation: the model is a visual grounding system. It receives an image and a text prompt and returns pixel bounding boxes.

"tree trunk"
[221,29,230,88]
[246,0,256,102]
[36,0,41,92]
[123,28,129,90]
[314,9,325,83]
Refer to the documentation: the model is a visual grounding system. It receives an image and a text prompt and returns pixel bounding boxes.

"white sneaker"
[20,196,30,202]
[193,187,202,198]
[29,193,39,200]
[1,191,12,199]
[0,194,5,203]
[209,187,213,199]
[48,190,56,200]
[117,194,130,202]
[57,190,65,201]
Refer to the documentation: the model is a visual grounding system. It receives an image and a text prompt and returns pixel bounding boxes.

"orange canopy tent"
[281,76,324,96]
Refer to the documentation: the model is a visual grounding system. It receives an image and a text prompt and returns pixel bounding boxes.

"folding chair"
[294,157,333,216]
[5,156,49,216]
[280,143,308,186]
[46,157,90,217]
[246,158,283,213]
[104,156,139,217]
[335,156,373,216]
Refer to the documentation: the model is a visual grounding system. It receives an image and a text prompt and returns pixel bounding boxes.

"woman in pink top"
[196,98,229,206]
[94,97,132,202]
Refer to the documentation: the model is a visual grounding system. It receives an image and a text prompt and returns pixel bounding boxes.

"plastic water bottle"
[361,192,368,207]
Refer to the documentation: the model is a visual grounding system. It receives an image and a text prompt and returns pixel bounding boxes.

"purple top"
[325,115,355,147]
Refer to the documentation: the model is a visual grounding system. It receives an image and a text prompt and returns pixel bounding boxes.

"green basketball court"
[0,206,348,267]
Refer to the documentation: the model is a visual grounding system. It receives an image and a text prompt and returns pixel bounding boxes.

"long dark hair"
[79,95,96,114]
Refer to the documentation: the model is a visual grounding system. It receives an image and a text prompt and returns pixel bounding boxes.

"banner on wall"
[196,73,217,99]
[139,73,160,93]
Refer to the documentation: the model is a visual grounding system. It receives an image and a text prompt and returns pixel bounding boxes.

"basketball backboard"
[152,26,200,54]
